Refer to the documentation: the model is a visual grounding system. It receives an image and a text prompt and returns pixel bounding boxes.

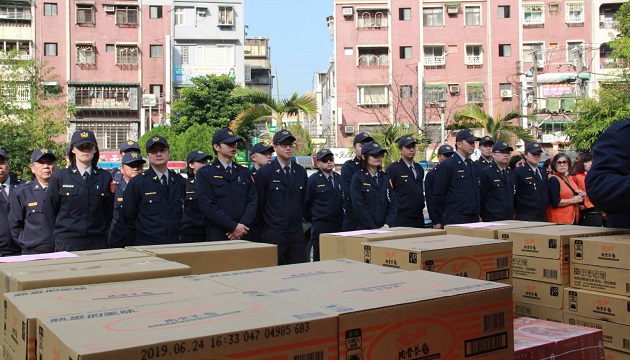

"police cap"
[31,148,57,163]
[353,132,374,145]
[145,135,169,152]
[272,129,296,144]
[186,150,212,164]
[71,130,97,148]
[212,128,243,145]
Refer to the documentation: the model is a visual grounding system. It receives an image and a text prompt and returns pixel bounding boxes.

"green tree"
[138,126,178,157]
[170,75,252,135]
[609,2,630,60]
[449,103,534,145]
[287,122,314,156]
[170,123,218,161]
[368,125,430,168]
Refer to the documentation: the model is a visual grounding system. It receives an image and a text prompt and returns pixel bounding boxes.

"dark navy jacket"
[9,180,54,254]
[475,157,492,172]
[255,159,307,236]
[513,164,549,217]
[181,177,205,243]
[1,175,24,256]
[108,178,132,248]
[196,160,257,241]
[350,169,397,229]
[341,157,361,227]
[433,154,481,218]
[303,170,343,228]
[385,159,425,219]
[424,168,441,226]
[122,167,185,245]
[479,161,516,221]
[586,119,630,228]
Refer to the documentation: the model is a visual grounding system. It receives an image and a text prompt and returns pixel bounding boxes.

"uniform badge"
[110,181,115,194]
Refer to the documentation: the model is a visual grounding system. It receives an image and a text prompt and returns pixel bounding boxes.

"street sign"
[269,126,277,133]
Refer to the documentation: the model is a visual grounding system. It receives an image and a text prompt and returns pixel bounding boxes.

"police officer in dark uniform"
[122,135,186,245]
[110,140,141,183]
[9,148,57,254]
[255,129,308,265]
[303,149,343,261]
[433,128,481,225]
[514,141,549,221]
[479,141,516,221]
[425,145,454,229]
[182,150,212,243]
[341,132,373,231]
[475,135,494,171]
[108,151,145,248]
[0,149,25,256]
[247,141,274,243]
[350,141,397,229]
[196,128,257,242]
[586,119,630,228]
[386,136,425,228]
[45,130,114,251]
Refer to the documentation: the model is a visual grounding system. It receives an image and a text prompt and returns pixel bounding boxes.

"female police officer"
[45,130,114,251]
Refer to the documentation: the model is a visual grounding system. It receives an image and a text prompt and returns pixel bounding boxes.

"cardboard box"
[564,313,630,354]
[319,227,446,261]
[514,302,564,323]
[571,234,630,270]
[36,289,338,360]
[127,240,277,274]
[513,317,604,360]
[606,348,630,360]
[207,260,515,359]
[564,287,630,325]
[513,278,565,309]
[0,249,150,273]
[445,220,554,239]
[513,253,570,284]
[361,235,512,282]
[570,263,629,296]
[500,225,629,259]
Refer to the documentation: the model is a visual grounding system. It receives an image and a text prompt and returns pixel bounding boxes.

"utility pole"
[531,51,539,113]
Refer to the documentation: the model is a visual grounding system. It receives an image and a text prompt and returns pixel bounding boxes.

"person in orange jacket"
[546,153,585,224]
[570,153,602,226]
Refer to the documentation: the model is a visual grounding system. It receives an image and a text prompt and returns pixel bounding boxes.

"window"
[116,6,138,25]
[400,46,412,59]
[150,84,163,97]
[76,44,95,64]
[399,8,411,20]
[0,41,31,59]
[358,47,388,66]
[76,4,94,24]
[174,7,184,25]
[466,84,484,103]
[465,6,481,26]
[180,46,189,65]
[149,6,162,19]
[44,43,57,56]
[116,45,139,65]
[498,5,510,18]
[357,85,389,106]
[218,6,234,26]
[424,84,446,104]
[150,45,163,58]
[424,45,445,66]
[493,45,510,59]
[567,41,583,62]
[566,2,584,23]
[523,4,544,25]
[400,86,413,98]
[44,3,58,16]
[465,45,483,65]
[196,45,234,66]
[423,8,443,27]
[0,2,31,20]
[106,44,115,52]
[358,10,388,28]
[1,84,30,103]
[499,83,512,98]
[522,43,544,63]
[344,47,353,56]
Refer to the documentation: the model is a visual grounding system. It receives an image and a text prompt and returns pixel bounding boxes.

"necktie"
[409,165,417,179]
[161,174,169,192]
[83,172,89,184]
[328,175,334,188]
[374,176,379,186]
[535,168,542,180]
[284,166,290,177]
[0,184,7,202]
[226,166,232,175]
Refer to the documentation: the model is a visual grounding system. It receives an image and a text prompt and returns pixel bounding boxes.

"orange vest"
[571,173,595,209]
[546,175,580,224]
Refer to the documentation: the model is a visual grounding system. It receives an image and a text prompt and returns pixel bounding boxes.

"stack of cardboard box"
[444,220,555,240]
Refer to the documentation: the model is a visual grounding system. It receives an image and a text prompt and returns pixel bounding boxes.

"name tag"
[62,184,74,188]
[362,183,371,186]
[273,179,281,183]
[117,197,123,202]
[493,179,501,182]
[186,191,195,194]
[400,175,409,178]
[28,202,38,207]
[525,177,533,180]
[317,184,326,187]
[457,170,465,173]
[144,192,156,195]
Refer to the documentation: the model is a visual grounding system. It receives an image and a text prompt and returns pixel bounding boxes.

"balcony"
[465,55,483,65]
[599,19,618,29]
[0,51,32,60]
[358,54,389,67]
[424,56,445,66]
[566,15,584,24]
[523,17,544,26]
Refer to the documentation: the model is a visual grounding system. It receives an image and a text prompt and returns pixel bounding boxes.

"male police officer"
[9,148,56,254]
[108,151,145,248]
[433,129,481,225]
[255,129,308,265]
[110,140,141,182]
[476,135,494,170]
[425,144,454,229]
[303,149,343,261]
[196,128,257,241]
[341,132,373,231]
[181,150,212,243]
[479,141,516,221]
[386,136,425,228]
[0,149,23,256]
[123,136,185,245]
[514,141,549,221]
[246,141,274,243]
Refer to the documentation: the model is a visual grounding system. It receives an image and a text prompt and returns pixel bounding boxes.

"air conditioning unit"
[448,84,460,94]
[342,7,353,17]
[344,125,355,134]
[446,4,459,14]
[142,94,157,107]
[104,5,115,12]
[197,8,207,16]
[500,89,512,98]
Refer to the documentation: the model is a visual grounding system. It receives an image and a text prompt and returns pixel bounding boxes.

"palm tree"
[369,124,430,168]
[448,103,534,144]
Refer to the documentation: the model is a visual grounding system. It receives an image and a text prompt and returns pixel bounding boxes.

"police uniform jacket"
[586,120,630,228]
[513,165,549,217]
[424,168,441,226]
[1,175,24,256]
[122,167,185,245]
[108,178,132,248]
[433,155,480,217]
[181,176,205,241]
[303,170,343,228]
[45,166,113,245]
[475,157,492,172]
[479,161,516,221]
[9,180,54,253]
[350,169,397,229]
[196,160,257,241]
[255,159,307,236]
[385,159,425,218]
[341,158,361,211]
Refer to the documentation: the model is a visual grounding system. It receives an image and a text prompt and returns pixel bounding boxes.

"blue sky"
[245,1,334,98]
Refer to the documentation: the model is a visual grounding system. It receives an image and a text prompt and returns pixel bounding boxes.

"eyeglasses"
[555,160,569,165]
[368,153,384,158]
[320,158,334,163]
[276,143,296,149]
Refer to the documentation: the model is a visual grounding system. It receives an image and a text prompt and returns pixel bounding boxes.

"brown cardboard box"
[500,225,629,259]
[513,278,565,309]
[445,220,554,239]
[606,348,630,360]
[36,289,338,360]
[570,263,629,296]
[513,317,604,360]
[512,253,570,284]
[127,240,277,274]
[0,249,150,273]
[564,287,630,325]
[319,227,446,261]
[361,235,512,282]
[564,313,630,354]
[514,302,564,323]
[207,260,515,359]
[571,234,630,270]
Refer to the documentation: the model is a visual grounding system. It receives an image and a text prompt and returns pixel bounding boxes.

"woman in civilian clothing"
[546,153,585,224]
[570,153,602,226]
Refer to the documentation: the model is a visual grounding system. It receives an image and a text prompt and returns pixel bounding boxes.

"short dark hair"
[570,152,593,175]
[508,155,523,170]
[551,153,571,173]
